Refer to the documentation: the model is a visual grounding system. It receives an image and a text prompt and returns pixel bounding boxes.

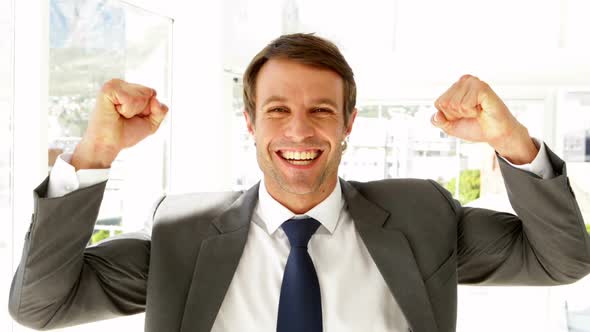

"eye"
[313,107,334,114]
[268,107,288,113]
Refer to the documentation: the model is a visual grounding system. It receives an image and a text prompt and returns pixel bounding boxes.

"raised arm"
[9,79,169,330]
[430,75,590,285]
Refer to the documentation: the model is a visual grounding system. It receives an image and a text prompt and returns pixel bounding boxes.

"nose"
[284,111,314,142]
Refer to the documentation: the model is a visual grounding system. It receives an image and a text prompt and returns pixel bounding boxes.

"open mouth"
[276,150,322,166]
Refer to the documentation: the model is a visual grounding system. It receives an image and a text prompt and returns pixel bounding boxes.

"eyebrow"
[261,95,288,108]
[261,95,340,109]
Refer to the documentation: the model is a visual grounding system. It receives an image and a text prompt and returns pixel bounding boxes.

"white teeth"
[288,159,313,166]
[280,150,319,160]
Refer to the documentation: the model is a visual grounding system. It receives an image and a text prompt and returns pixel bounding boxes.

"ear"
[344,108,358,137]
[243,110,255,136]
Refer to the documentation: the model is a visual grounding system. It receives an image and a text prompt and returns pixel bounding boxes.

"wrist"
[71,138,119,171]
[492,124,538,165]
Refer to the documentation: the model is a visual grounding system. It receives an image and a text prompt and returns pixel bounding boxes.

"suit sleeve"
[433,144,590,285]
[8,176,163,330]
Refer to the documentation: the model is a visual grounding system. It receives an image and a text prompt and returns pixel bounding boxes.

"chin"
[277,178,320,196]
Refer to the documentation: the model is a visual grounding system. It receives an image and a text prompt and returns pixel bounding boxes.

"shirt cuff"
[498,138,556,180]
[47,153,111,198]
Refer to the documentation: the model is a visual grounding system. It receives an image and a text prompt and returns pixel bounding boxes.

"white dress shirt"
[46,139,554,331]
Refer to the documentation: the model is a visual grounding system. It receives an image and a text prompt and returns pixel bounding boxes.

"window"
[345,103,458,182]
[556,90,590,224]
[48,0,173,245]
[339,100,544,204]
[227,74,260,190]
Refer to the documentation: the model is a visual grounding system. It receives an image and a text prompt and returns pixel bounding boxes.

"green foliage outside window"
[439,171,590,234]
[441,169,481,205]
[90,230,123,245]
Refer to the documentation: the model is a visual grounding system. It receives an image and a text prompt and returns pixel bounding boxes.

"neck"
[264,177,338,214]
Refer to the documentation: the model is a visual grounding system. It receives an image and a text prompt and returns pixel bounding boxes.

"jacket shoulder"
[346,178,458,216]
[153,191,243,229]
[347,178,449,199]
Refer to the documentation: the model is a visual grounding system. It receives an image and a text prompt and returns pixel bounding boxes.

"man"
[9,33,590,332]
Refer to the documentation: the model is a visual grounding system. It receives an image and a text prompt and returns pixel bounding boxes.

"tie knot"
[281,218,321,248]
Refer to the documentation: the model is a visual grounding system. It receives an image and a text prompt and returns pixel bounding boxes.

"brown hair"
[242,33,356,125]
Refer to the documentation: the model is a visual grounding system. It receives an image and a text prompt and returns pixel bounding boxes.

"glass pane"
[0,0,13,330]
[340,103,458,183]
[44,0,172,330]
[228,74,260,191]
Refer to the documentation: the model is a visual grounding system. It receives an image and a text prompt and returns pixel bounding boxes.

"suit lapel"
[180,183,259,332]
[341,179,439,332]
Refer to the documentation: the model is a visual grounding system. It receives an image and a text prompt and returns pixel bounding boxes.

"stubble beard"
[258,144,343,196]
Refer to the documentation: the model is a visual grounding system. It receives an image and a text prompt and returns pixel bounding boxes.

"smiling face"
[244,58,357,212]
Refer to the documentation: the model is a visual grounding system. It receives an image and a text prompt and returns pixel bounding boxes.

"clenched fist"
[71,79,169,170]
[432,74,538,165]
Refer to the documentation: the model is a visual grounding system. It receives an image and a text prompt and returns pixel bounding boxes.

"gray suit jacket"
[9,146,590,332]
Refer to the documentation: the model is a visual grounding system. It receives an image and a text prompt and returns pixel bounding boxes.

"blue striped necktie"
[277,217,323,332]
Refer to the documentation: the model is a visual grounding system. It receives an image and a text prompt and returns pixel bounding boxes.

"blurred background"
[1,0,589,331]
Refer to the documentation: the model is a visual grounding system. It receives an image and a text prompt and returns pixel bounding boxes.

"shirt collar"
[255,178,344,236]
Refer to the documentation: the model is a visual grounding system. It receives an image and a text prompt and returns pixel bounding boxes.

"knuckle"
[100,78,124,96]
[460,74,472,81]
[478,80,490,90]
[106,78,122,87]
[100,81,114,95]
[128,96,140,105]
[128,83,152,97]
[142,87,155,97]
[134,86,149,96]
[131,96,148,108]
